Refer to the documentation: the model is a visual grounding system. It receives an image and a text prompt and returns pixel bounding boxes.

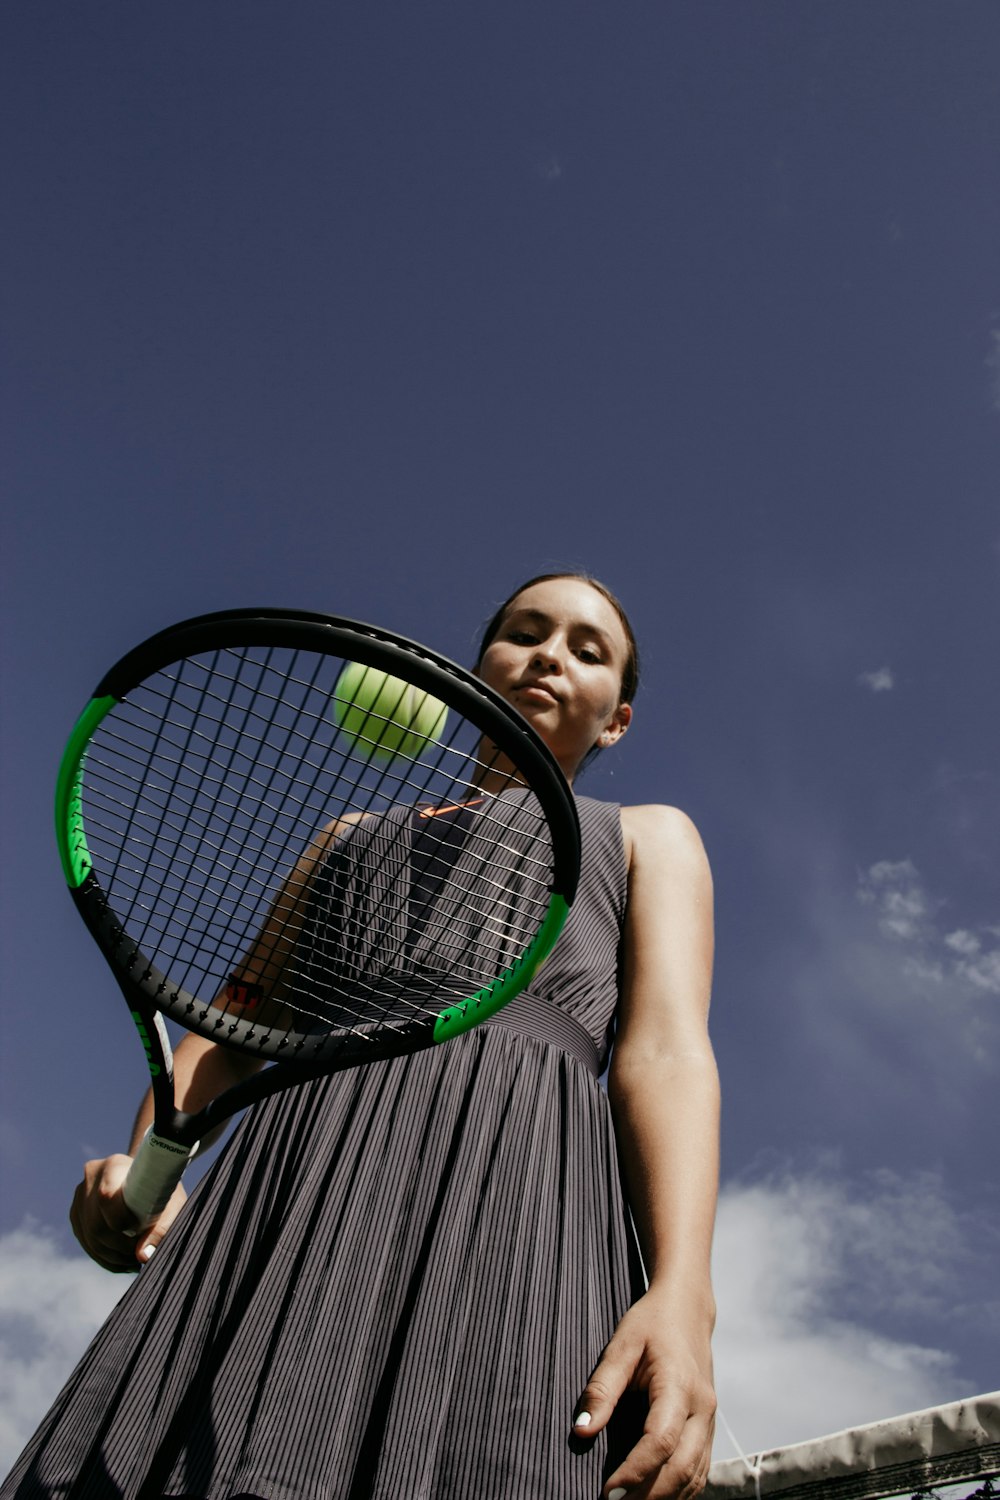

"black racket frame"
[58,608,581,1149]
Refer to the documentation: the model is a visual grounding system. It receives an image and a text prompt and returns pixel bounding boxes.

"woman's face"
[477,577,632,780]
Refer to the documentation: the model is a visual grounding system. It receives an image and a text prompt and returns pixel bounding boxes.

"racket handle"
[122,1128,199,1225]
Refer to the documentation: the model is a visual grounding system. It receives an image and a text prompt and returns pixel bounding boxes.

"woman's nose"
[531,639,563,672]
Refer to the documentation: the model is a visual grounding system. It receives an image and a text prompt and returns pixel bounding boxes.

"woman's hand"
[574,1286,717,1499]
[68,1034,256,1273]
[69,1154,187,1272]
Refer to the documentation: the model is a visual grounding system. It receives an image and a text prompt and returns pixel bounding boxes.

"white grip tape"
[122,1128,199,1224]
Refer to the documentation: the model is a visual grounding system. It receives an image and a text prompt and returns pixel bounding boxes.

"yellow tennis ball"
[333,662,448,763]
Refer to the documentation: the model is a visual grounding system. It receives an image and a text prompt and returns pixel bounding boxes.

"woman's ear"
[599,702,632,749]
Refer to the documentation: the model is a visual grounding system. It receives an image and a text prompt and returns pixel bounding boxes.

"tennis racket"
[55,608,580,1225]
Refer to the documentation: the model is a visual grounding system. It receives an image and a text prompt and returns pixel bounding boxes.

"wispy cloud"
[986,328,1000,415]
[857,667,894,693]
[712,1167,986,1458]
[739,805,1000,1149]
[534,154,562,182]
[946,933,1000,995]
[857,860,1000,996]
[0,1223,127,1473]
[857,859,934,942]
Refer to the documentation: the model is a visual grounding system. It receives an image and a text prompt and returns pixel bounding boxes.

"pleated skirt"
[3,1021,645,1500]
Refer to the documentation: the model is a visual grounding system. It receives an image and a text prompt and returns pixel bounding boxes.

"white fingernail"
[574,1411,592,1429]
[608,1489,628,1500]
[139,1244,155,1262]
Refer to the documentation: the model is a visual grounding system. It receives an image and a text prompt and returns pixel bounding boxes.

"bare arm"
[576,804,719,1499]
[69,813,359,1272]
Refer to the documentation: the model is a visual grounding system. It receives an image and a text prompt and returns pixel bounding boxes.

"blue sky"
[1,1,998,1473]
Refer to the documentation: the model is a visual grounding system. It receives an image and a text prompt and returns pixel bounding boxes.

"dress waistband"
[483,992,602,1077]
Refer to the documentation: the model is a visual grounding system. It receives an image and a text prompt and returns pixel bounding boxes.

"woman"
[4,574,719,1500]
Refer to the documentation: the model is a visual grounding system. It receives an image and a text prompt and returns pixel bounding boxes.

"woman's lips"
[515,681,559,703]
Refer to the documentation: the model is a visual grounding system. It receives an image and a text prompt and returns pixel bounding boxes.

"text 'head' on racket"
[55,608,581,1226]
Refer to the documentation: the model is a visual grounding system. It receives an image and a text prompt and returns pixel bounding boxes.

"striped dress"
[3,797,646,1499]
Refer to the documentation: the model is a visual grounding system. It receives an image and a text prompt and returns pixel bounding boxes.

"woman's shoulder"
[618,803,709,877]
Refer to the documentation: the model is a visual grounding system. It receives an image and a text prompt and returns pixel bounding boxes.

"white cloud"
[856,860,1000,997]
[0,1223,128,1474]
[954,946,1000,995]
[857,667,894,693]
[857,859,933,943]
[941,929,1000,992]
[944,929,981,958]
[712,1170,981,1459]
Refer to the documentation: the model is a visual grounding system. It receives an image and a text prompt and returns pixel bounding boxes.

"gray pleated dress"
[3,797,646,1499]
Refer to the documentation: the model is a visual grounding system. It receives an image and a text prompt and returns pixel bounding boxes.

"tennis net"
[705,1392,1000,1500]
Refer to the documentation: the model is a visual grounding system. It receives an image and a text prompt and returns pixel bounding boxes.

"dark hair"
[475,572,640,704]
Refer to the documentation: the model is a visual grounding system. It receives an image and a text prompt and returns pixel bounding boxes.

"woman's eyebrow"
[507,607,613,645]
[505,608,552,628]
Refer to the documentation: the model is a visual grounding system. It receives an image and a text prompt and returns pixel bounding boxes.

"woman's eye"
[577,647,602,664]
[508,630,538,645]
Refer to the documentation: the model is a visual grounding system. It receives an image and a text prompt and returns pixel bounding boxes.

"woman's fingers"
[602,1405,715,1498]
[69,1154,185,1271]
[70,1155,139,1271]
[573,1293,717,1499]
[134,1182,187,1264]
[573,1325,643,1436]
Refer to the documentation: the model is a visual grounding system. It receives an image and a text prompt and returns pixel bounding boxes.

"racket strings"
[285,797,552,1032]
[84,758,553,945]
[95,666,482,859]
[83,785,554,933]
[138,648,485,795]
[181,647,338,978]
[128,646,334,975]
[78,643,558,1052]
[283,824,549,1010]
[99,654,204,905]
[108,645,272,964]
[89,811,550,1003]
[258,797,550,1031]
[94,657,554,880]
[186,651,509,1023]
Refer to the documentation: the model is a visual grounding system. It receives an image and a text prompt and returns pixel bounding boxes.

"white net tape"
[706,1392,1000,1500]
